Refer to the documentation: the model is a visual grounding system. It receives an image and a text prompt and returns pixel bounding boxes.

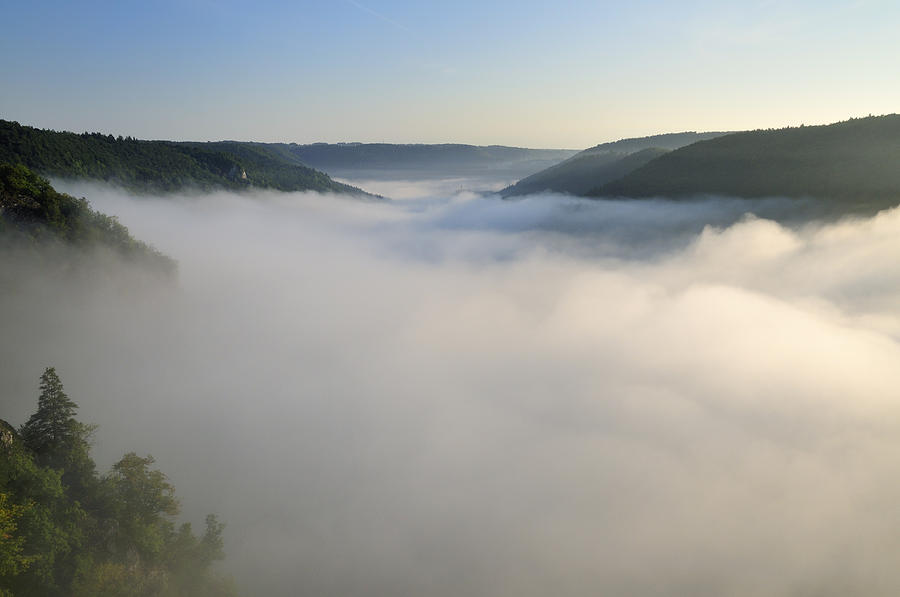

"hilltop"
[594,115,900,209]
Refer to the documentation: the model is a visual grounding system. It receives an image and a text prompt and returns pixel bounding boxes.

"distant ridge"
[501,131,728,197]
[277,142,578,180]
[594,115,900,209]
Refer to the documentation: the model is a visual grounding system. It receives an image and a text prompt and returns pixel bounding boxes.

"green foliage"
[0,418,78,597]
[0,163,176,273]
[71,560,163,597]
[0,370,236,596]
[105,453,179,563]
[594,114,900,210]
[0,120,367,195]
[0,492,33,578]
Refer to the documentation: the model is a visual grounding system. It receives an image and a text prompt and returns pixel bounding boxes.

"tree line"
[593,114,900,209]
[0,120,364,195]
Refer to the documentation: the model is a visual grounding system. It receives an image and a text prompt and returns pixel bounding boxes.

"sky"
[2,0,899,148]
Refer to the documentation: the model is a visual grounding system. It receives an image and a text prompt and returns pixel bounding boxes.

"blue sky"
[2,0,899,147]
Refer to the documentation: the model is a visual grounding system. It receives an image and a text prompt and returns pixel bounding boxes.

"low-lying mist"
[4,178,900,597]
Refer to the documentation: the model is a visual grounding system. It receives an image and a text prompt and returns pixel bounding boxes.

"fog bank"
[3,180,900,597]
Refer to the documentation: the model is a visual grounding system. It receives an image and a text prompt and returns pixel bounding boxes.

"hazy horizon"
[3,112,895,153]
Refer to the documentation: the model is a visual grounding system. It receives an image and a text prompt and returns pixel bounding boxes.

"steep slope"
[578,131,729,155]
[502,132,727,197]
[0,163,175,272]
[504,148,669,197]
[0,120,369,196]
[595,115,900,208]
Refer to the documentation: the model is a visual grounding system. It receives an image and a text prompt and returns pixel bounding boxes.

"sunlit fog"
[3,174,900,596]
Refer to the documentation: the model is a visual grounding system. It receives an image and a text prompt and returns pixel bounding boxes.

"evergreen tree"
[19,368,96,495]
[20,369,89,466]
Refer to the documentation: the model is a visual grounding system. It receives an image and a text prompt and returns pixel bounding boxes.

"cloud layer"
[3,181,900,597]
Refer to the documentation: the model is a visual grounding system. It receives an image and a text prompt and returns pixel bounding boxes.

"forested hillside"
[595,115,900,208]
[0,163,174,272]
[578,131,729,155]
[0,368,236,596]
[502,148,669,197]
[0,121,367,195]
[501,132,726,197]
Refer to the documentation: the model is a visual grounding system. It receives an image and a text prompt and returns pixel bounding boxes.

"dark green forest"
[502,132,726,197]
[1,368,236,596]
[0,120,367,195]
[594,115,900,209]
[0,163,174,273]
